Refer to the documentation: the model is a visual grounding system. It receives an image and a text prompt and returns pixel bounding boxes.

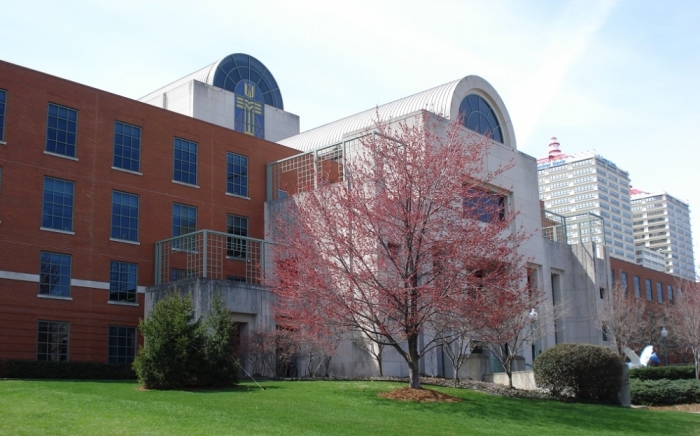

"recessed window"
[0,89,6,141]
[464,189,505,223]
[645,278,652,301]
[39,252,71,297]
[227,152,248,197]
[42,177,74,232]
[108,326,136,364]
[621,272,628,293]
[657,282,663,303]
[227,215,248,259]
[173,138,197,185]
[109,261,137,303]
[46,103,78,157]
[172,204,197,250]
[668,284,674,303]
[458,94,503,143]
[113,121,141,172]
[37,321,69,361]
[633,275,641,298]
[111,191,139,242]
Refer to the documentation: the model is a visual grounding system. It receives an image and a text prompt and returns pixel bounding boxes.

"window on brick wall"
[172,204,197,250]
[226,152,248,197]
[37,320,69,361]
[173,138,197,185]
[108,326,136,364]
[109,261,137,303]
[645,278,652,301]
[42,177,74,232]
[0,89,6,142]
[113,121,141,172]
[39,252,71,297]
[227,215,248,259]
[657,282,663,303]
[46,103,78,157]
[633,275,641,298]
[111,191,139,242]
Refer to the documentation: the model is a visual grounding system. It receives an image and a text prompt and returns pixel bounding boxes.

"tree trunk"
[407,334,422,389]
[378,357,383,377]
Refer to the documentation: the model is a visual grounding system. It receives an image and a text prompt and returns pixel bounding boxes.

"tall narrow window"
[0,89,6,141]
[657,282,663,303]
[108,326,136,364]
[621,272,628,293]
[111,191,139,242]
[109,261,137,303]
[633,275,641,298]
[46,103,78,157]
[173,138,197,185]
[37,321,69,361]
[226,152,248,197]
[172,204,197,250]
[645,278,652,301]
[113,121,141,172]
[42,177,74,232]
[39,252,71,297]
[227,215,248,259]
[668,284,674,304]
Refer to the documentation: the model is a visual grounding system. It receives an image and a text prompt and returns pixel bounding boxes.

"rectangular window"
[668,285,674,303]
[645,278,652,301]
[172,204,197,250]
[633,275,641,298]
[113,121,141,172]
[46,103,78,157]
[111,191,139,242]
[0,89,6,141]
[109,261,137,303]
[621,271,628,293]
[39,252,71,297]
[227,215,249,259]
[227,152,248,197]
[108,326,136,364]
[171,268,196,281]
[42,177,74,232]
[464,189,506,223]
[657,282,663,303]
[37,321,69,361]
[173,138,197,185]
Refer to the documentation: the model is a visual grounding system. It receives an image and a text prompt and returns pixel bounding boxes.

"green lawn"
[0,380,698,435]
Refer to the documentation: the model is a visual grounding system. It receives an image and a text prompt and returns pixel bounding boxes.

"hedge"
[0,360,136,380]
[533,343,622,403]
[629,365,697,381]
[631,379,700,405]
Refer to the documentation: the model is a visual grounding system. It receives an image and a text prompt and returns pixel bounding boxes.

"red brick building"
[0,60,299,363]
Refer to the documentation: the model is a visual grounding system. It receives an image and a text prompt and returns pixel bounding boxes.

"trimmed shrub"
[533,343,622,403]
[631,379,700,405]
[132,292,239,390]
[0,360,135,380]
[629,365,696,381]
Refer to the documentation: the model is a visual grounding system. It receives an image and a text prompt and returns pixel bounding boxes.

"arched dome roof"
[277,76,515,152]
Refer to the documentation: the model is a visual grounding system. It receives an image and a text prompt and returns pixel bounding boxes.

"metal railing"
[154,230,273,285]
[541,209,568,244]
[541,209,606,248]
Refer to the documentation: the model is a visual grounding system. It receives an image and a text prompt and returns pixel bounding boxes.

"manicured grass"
[1,380,698,435]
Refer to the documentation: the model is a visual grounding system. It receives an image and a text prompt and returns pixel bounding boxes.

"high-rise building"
[630,188,695,280]
[537,138,635,262]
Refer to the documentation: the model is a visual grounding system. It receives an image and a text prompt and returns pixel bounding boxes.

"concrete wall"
[484,370,536,390]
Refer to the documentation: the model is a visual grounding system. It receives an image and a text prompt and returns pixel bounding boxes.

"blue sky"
[2,0,699,264]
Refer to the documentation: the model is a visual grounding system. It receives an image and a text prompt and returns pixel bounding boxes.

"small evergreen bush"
[631,379,700,405]
[133,292,239,390]
[629,365,696,381]
[533,343,622,403]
